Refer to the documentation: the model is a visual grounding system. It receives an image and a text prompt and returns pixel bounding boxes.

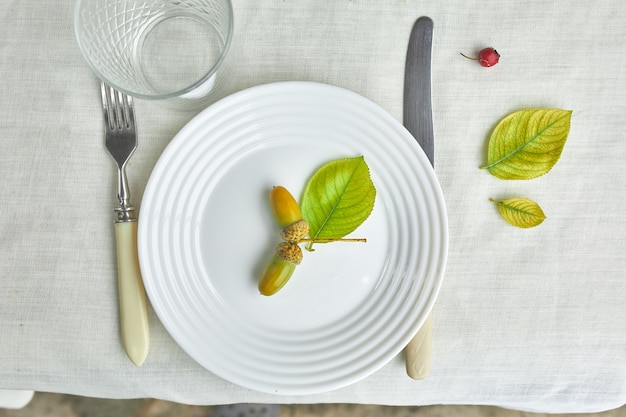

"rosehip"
[460,47,500,67]
[477,47,500,67]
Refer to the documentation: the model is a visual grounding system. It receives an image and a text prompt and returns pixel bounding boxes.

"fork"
[101,82,150,366]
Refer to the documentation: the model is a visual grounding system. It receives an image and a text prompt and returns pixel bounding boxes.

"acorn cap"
[280,220,310,242]
[275,241,303,265]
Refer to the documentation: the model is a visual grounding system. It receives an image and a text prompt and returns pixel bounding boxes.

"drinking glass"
[75,0,233,108]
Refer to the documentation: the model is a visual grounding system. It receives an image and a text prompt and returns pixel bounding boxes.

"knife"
[403,16,434,380]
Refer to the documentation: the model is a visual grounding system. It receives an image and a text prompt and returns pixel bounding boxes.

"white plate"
[138,82,448,395]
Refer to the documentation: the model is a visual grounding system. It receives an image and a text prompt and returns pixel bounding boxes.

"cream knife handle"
[406,313,432,379]
[114,221,150,366]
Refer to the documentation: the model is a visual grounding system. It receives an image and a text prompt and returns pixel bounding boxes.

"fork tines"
[100,82,135,132]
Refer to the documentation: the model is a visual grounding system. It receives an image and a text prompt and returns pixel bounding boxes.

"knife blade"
[404,16,434,167]
[403,16,434,380]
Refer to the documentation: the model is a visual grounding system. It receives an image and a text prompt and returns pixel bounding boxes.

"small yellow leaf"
[482,109,572,180]
[490,197,546,228]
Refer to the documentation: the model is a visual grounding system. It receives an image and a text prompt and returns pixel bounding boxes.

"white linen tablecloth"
[1,0,625,413]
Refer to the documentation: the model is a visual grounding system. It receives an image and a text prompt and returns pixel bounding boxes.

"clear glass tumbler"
[75,0,233,107]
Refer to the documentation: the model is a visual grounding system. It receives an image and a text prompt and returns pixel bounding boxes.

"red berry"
[460,47,500,67]
[477,47,500,67]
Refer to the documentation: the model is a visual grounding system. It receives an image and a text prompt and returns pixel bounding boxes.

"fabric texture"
[1,0,625,413]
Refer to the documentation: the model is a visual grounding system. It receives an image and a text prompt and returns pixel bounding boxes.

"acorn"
[269,186,303,228]
[270,186,310,243]
[258,242,302,296]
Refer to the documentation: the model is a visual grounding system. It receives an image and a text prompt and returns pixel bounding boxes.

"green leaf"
[490,197,546,228]
[301,156,376,249]
[482,109,572,180]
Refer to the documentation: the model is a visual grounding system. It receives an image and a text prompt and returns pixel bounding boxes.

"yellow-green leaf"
[490,197,546,228]
[301,156,376,250]
[482,109,572,180]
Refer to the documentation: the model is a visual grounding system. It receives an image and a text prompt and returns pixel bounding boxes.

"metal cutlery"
[403,16,434,379]
[101,83,150,366]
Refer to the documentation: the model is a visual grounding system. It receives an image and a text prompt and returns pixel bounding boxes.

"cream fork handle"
[114,221,150,366]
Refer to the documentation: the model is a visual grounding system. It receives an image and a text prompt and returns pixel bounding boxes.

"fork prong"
[118,89,135,130]
[113,89,124,130]
[100,82,112,130]
[124,94,135,130]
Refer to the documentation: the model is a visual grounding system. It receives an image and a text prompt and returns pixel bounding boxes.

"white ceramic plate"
[138,82,448,395]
